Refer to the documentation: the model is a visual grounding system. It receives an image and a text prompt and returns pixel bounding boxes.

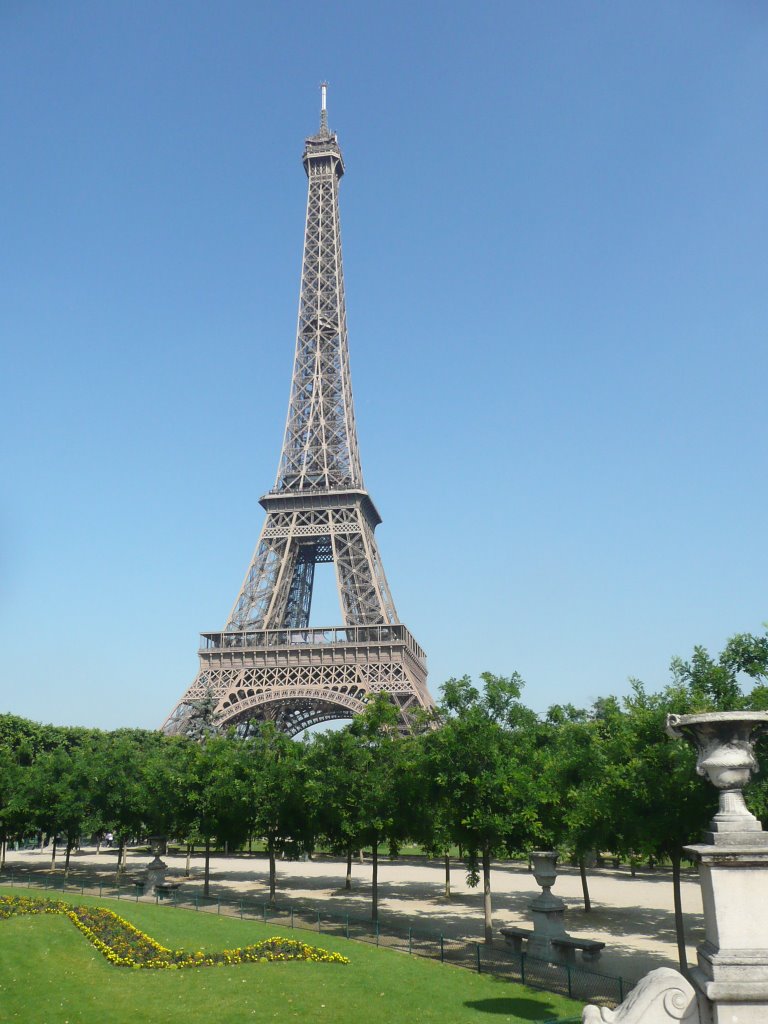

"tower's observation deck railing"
[200,624,427,665]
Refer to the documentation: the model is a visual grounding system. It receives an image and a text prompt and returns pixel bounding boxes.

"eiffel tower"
[161,86,433,737]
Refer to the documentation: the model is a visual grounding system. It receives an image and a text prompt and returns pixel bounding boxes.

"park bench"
[155,881,180,901]
[500,926,605,964]
[550,935,605,963]
[500,925,534,953]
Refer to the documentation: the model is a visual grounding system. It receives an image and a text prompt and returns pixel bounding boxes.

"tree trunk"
[268,837,276,904]
[224,840,228,856]
[482,844,493,944]
[203,837,211,897]
[579,856,592,913]
[248,833,253,855]
[50,836,57,871]
[672,851,688,975]
[1,834,6,868]
[358,848,365,865]
[371,838,379,922]
[185,843,192,877]
[96,837,101,856]
[444,853,451,898]
[345,847,352,890]
[65,840,73,875]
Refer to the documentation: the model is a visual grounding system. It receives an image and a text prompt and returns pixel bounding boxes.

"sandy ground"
[6,847,704,982]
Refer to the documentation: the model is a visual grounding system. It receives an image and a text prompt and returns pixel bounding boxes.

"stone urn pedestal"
[670,712,768,1024]
[581,710,768,1024]
[527,851,569,960]
[145,836,169,897]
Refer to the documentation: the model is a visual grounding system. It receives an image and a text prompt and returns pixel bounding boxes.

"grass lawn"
[0,886,582,1023]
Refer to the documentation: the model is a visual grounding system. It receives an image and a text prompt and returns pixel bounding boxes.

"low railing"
[0,866,632,1008]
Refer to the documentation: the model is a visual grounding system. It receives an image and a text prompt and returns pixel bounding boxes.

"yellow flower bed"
[0,894,349,970]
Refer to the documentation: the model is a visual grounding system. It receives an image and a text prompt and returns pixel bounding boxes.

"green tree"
[188,735,251,896]
[536,704,599,911]
[22,743,99,872]
[242,725,309,904]
[94,730,164,873]
[0,747,21,867]
[423,673,541,943]
[306,727,367,891]
[139,736,198,865]
[343,696,409,921]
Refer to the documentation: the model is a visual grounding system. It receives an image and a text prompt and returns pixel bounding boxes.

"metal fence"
[0,866,633,1008]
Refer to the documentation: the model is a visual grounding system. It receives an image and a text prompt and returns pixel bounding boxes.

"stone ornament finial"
[582,967,700,1023]
[666,711,768,838]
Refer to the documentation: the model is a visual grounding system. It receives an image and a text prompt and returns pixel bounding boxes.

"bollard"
[317,910,321,933]
[375,919,380,946]
[239,900,244,920]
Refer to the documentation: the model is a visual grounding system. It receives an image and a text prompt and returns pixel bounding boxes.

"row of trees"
[1,630,767,968]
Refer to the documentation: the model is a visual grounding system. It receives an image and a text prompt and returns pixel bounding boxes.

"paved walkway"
[6,848,704,981]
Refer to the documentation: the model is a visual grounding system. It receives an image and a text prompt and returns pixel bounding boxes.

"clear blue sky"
[1,1,766,730]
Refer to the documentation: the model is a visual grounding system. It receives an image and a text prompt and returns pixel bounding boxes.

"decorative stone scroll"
[582,968,700,1023]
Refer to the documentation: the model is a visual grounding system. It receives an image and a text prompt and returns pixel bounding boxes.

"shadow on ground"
[464,997,561,1019]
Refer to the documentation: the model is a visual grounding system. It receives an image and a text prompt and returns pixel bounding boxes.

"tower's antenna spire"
[320,81,329,134]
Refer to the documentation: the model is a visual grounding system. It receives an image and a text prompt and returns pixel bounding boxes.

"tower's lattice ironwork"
[161,87,433,737]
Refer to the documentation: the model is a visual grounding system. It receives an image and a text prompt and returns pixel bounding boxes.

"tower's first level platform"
[161,622,433,737]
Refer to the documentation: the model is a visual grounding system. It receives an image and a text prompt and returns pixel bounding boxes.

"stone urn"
[531,850,559,896]
[528,850,567,958]
[145,835,169,895]
[666,711,768,841]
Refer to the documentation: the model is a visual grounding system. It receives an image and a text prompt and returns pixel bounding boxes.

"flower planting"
[0,895,349,969]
